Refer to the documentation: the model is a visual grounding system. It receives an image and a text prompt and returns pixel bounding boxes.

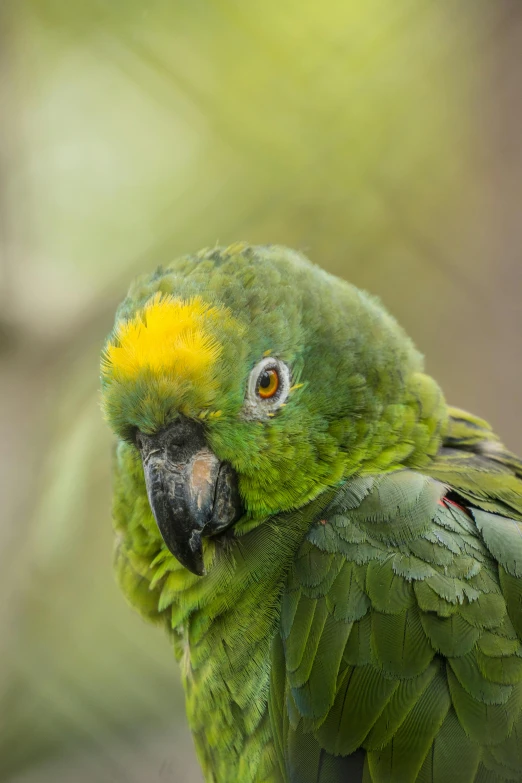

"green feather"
[326,476,376,513]
[366,556,415,614]
[287,599,328,686]
[392,552,438,581]
[499,566,522,640]
[367,662,451,783]
[333,516,370,544]
[290,613,351,719]
[488,713,522,777]
[314,664,398,756]
[449,653,513,705]
[371,607,434,678]
[302,557,344,600]
[424,527,462,555]
[343,613,374,666]
[473,510,522,578]
[448,668,522,745]
[287,723,366,783]
[422,572,480,604]
[308,521,389,564]
[478,630,521,657]
[466,566,501,595]
[286,722,323,783]
[415,708,481,783]
[269,634,288,781]
[419,611,479,658]
[414,580,458,617]
[364,661,439,751]
[349,471,443,546]
[474,763,511,782]
[481,748,521,782]
[460,591,507,630]
[281,588,300,641]
[476,647,522,685]
[408,536,455,567]
[326,561,371,622]
[294,542,337,589]
[284,594,318,673]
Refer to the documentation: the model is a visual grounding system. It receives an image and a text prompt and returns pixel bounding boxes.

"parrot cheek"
[138,417,243,576]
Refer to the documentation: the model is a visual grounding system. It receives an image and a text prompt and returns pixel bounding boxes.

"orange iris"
[258,368,279,399]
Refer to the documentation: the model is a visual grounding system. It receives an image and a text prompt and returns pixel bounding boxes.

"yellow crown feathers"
[102,293,226,387]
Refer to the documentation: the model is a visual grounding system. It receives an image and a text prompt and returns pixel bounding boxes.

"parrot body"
[102,244,522,782]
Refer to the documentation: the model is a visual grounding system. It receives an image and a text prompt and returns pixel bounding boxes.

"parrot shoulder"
[270,462,522,782]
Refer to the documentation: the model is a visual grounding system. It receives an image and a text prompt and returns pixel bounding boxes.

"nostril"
[135,419,206,455]
[164,417,205,451]
[166,429,187,449]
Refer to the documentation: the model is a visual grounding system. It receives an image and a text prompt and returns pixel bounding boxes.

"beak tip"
[186,560,206,577]
[162,540,206,576]
[189,556,206,578]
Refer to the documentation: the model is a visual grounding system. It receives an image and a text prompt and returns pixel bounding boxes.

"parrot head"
[101,244,435,576]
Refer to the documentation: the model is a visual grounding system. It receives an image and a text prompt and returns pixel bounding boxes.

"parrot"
[100,243,522,783]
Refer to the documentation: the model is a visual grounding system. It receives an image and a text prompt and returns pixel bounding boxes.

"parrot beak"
[136,417,243,576]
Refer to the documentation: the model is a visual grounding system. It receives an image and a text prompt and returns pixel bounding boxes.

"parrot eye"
[258,368,279,399]
[245,357,291,417]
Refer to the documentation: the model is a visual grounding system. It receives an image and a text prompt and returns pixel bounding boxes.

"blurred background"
[1,1,521,781]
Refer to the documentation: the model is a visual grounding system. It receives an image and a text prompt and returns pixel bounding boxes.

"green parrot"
[100,243,522,783]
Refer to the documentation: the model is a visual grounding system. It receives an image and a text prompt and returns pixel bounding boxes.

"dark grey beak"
[136,417,243,576]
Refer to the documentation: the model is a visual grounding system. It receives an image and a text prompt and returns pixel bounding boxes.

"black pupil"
[259,370,272,389]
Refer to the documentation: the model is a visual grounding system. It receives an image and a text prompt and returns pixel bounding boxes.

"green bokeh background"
[1,2,521,781]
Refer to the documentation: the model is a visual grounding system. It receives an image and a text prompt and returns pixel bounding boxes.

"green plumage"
[102,244,522,782]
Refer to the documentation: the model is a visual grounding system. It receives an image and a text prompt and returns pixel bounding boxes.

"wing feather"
[270,454,522,782]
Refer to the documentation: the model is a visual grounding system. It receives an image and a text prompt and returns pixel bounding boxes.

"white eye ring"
[244,357,291,418]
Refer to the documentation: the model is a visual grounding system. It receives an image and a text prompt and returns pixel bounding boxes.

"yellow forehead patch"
[102,293,225,384]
